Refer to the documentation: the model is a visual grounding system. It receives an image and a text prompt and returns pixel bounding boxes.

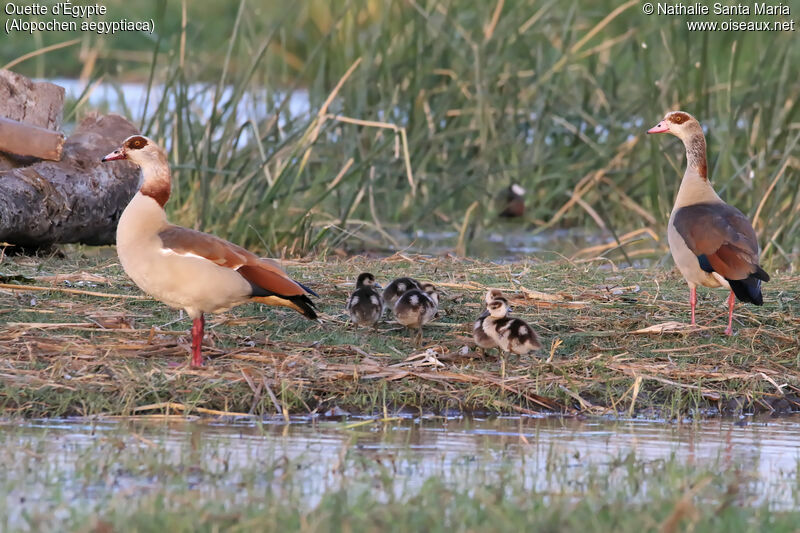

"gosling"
[383,277,422,309]
[473,289,506,353]
[482,297,541,357]
[346,272,383,328]
[394,282,439,346]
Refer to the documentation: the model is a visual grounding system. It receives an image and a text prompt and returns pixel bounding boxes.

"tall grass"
[4,0,799,266]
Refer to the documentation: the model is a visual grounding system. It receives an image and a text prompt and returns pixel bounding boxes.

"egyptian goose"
[346,272,383,328]
[482,297,541,356]
[101,135,318,367]
[473,289,505,352]
[498,183,526,218]
[393,282,439,346]
[648,111,770,335]
[383,277,422,308]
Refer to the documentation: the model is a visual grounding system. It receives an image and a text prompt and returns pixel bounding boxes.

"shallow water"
[55,78,312,128]
[3,414,800,527]
[407,226,627,261]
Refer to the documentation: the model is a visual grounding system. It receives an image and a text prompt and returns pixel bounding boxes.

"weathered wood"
[0,117,65,160]
[0,69,66,170]
[0,113,141,248]
[0,70,64,130]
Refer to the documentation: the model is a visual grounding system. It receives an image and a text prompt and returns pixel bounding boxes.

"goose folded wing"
[158,225,315,297]
[672,203,767,281]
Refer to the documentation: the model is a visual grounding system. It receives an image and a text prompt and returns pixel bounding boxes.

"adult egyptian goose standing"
[648,111,769,335]
[101,135,318,367]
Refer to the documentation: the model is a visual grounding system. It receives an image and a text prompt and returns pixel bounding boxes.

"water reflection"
[3,415,800,513]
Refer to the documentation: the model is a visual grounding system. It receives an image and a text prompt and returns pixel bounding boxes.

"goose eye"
[126,136,147,150]
[670,113,688,124]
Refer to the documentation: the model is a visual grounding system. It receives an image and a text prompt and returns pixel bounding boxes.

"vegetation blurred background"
[3,0,798,268]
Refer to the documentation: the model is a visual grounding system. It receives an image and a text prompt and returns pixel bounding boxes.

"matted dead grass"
[1,249,798,418]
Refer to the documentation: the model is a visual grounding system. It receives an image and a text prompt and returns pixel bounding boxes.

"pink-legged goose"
[648,111,769,335]
[102,135,317,367]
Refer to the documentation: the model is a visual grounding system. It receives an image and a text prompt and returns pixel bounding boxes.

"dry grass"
[1,249,798,419]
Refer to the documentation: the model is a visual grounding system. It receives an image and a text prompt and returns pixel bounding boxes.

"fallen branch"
[0,117,65,160]
[0,282,147,300]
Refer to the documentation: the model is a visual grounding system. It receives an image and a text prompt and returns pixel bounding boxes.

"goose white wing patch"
[160,248,214,262]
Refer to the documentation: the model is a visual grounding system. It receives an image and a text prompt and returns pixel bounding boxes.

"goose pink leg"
[724,291,735,336]
[191,314,205,367]
[690,286,697,326]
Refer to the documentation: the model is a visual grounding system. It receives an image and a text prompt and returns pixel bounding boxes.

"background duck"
[497,183,526,218]
[648,111,770,335]
[473,288,506,353]
[101,135,318,367]
[394,282,439,346]
[383,277,422,308]
[346,272,383,328]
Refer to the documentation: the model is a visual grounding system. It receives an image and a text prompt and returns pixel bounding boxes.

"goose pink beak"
[101,149,126,162]
[647,121,669,134]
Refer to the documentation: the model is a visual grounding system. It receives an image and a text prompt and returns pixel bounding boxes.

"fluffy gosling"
[482,297,541,356]
[346,272,383,328]
[473,289,506,352]
[394,282,439,346]
[383,277,422,309]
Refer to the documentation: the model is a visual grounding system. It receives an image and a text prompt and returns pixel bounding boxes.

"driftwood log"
[0,70,64,129]
[0,113,141,247]
[0,70,66,170]
[0,117,65,161]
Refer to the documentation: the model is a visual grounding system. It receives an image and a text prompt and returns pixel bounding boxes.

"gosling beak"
[647,121,669,134]
[101,149,126,162]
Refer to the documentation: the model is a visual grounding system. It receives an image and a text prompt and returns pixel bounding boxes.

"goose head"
[102,135,167,169]
[484,289,504,303]
[419,283,439,305]
[486,297,511,319]
[356,272,378,289]
[647,111,703,141]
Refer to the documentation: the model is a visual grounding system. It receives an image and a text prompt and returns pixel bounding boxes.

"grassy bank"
[1,251,798,418]
[3,1,799,266]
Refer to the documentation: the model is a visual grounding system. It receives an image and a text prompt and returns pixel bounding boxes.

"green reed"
[3,0,798,266]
